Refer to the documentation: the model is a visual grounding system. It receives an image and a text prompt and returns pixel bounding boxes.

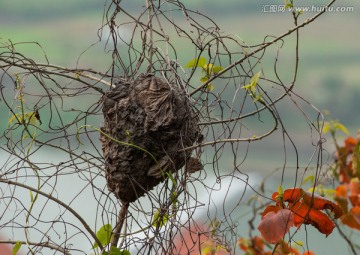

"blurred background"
[1,0,359,129]
[1,0,360,254]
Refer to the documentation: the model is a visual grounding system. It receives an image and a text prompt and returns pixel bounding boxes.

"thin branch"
[0,240,71,255]
[0,58,106,94]
[110,202,129,248]
[183,98,279,151]
[146,0,154,73]
[190,0,337,96]
[0,179,104,251]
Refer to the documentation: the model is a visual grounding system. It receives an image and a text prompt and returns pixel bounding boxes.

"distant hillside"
[1,0,360,129]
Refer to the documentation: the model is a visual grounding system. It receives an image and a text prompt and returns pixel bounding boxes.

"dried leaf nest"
[100,73,201,202]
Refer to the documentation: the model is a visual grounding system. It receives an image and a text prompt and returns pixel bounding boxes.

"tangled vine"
[2,0,356,255]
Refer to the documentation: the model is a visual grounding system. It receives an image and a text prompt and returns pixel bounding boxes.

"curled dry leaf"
[289,202,335,236]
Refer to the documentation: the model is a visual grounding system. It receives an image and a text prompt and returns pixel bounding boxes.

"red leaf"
[341,206,360,230]
[302,191,343,218]
[282,188,304,203]
[267,188,342,237]
[345,137,357,152]
[335,185,349,213]
[262,204,281,218]
[339,162,353,183]
[349,179,360,207]
[258,209,294,244]
[272,191,280,200]
[351,206,360,223]
[279,188,343,219]
[290,202,335,236]
[335,184,348,198]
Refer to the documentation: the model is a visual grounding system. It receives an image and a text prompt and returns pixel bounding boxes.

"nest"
[100,74,200,202]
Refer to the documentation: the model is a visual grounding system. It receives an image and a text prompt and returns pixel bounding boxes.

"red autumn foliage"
[238,236,266,254]
[238,236,314,255]
[336,136,360,183]
[340,207,360,230]
[334,178,360,230]
[333,135,360,231]
[259,188,343,244]
[289,202,335,235]
[349,180,360,207]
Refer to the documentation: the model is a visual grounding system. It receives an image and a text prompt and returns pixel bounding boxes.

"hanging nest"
[100,73,201,203]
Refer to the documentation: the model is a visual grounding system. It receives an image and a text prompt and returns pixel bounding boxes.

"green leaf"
[107,247,131,255]
[9,114,18,124]
[252,93,263,102]
[9,112,38,126]
[170,191,178,208]
[307,187,315,193]
[323,120,349,135]
[93,224,112,249]
[184,57,207,68]
[200,76,209,83]
[27,112,38,125]
[277,185,283,196]
[241,84,252,90]
[322,122,330,134]
[335,123,350,135]
[12,241,22,255]
[242,71,261,93]
[212,65,224,74]
[204,63,213,75]
[152,209,169,228]
[309,186,335,198]
[250,71,261,88]
[294,240,304,247]
[166,172,177,187]
[302,175,315,186]
[285,0,293,8]
[30,191,34,202]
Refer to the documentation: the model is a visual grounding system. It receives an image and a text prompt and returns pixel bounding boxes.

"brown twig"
[190,0,337,96]
[0,179,104,251]
[0,240,71,255]
[110,202,129,248]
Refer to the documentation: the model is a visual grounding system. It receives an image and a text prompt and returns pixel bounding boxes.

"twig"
[190,0,337,96]
[111,202,129,248]
[0,179,104,251]
[146,0,154,73]
[0,240,71,255]
[181,98,279,151]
